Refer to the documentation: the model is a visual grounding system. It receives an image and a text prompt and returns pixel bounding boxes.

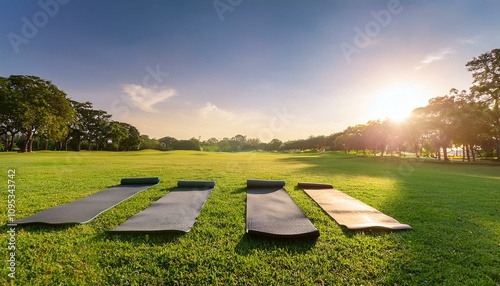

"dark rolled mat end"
[298,182,333,189]
[177,180,216,189]
[121,177,160,185]
[247,179,286,188]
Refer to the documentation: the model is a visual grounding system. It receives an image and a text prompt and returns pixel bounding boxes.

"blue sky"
[1,0,499,141]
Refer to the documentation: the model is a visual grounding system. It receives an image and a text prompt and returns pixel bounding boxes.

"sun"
[366,84,429,123]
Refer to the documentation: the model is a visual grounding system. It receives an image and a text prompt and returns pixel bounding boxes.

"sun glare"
[366,84,429,123]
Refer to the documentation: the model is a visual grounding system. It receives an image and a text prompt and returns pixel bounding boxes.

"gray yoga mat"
[9,177,160,225]
[298,182,412,231]
[246,179,319,239]
[109,180,215,233]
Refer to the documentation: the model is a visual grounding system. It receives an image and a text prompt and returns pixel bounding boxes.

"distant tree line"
[1,49,499,161]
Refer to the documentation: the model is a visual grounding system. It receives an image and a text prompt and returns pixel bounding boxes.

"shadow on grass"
[230,187,247,194]
[234,233,317,256]
[95,231,184,245]
[339,226,411,238]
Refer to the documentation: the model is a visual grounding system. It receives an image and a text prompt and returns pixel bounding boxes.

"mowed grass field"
[1,150,499,285]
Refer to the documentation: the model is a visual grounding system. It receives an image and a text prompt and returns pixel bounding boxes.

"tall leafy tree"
[466,49,500,160]
[67,100,93,151]
[265,139,283,151]
[107,121,129,151]
[364,120,390,156]
[334,124,368,154]
[230,134,247,151]
[412,96,459,161]
[118,122,142,151]
[159,136,178,150]
[0,77,20,151]
[86,109,111,151]
[448,89,489,161]
[1,75,74,152]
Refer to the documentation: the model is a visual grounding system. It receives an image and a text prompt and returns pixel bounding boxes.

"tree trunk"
[462,144,465,162]
[443,145,450,161]
[24,130,33,152]
[471,145,476,161]
[45,139,49,150]
[437,148,441,160]
[27,137,34,152]
[496,139,500,161]
[63,137,69,151]
[476,147,483,159]
[8,133,15,151]
[465,144,471,162]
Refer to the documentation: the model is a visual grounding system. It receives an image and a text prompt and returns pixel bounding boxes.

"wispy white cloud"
[198,102,235,119]
[415,48,455,70]
[122,84,175,112]
[456,37,477,45]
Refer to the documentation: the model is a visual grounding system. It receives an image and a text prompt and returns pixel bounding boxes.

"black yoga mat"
[298,182,411,231]
[109,180,215,233]
[246,179,319,239]
[9,177,160,225]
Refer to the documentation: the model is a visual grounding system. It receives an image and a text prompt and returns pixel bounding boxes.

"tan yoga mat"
[298,182,411,231]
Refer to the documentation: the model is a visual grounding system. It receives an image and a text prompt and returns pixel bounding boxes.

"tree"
[67,100,94,151]
[173,138,200,151]
[1,75,75,152]
[335,124,368,154]
[364,120,389,155]
[107,121,129,151]
[205,137,219,146]
[412,96,459,161]
[159,136,178,150]
[265,139,283,151]
[139,135,163,150]
[0,77,20,151]
[243,137,261,151]
[85,109,111,151]
[466,49,500,160]
[217,138,232,152]
[119,123,142,151]
[326,133,342,151]
[447,89,490,161]
[230,134,247,151]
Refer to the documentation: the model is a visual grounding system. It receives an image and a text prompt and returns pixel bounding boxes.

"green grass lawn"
[1,150,499,285]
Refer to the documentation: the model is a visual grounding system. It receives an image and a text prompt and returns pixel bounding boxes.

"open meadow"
[1,150,499,285]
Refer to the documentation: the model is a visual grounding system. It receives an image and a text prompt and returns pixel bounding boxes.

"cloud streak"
[415,48,455,70]
[198,102,235,119]
[456,37,477,45]
[122,84,175,112]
